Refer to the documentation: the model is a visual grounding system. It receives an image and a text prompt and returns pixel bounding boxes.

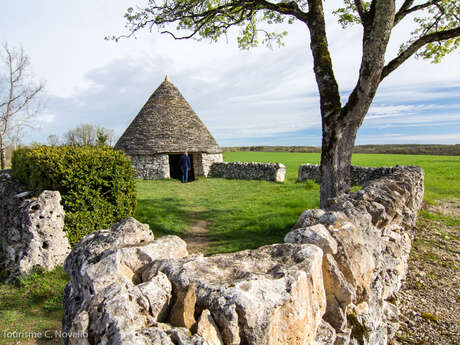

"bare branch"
[381,27,460,80]
[0,42,45,169]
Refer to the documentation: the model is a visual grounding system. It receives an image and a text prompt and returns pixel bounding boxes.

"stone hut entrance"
[169,154,195,182]
[115,75,223,180]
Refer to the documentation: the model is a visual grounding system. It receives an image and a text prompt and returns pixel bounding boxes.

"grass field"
[0,151,459,344]
[223,151,460,202]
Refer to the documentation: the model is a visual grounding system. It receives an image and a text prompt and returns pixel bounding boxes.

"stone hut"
[115,76,223,180]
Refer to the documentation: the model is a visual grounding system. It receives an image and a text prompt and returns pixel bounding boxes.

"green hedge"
[11,146,137,246]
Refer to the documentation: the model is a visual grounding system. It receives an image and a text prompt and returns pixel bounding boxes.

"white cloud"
[36,113,56,124]
[1,0,459,146]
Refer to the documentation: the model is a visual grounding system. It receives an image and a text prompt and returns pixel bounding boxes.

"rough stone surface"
[286,166,425,345]
[130,154,170,179]
[115,78,222,155]
[63,217,190,345]
[115,78,223,180]
[168,284,197,330]
[197,309,225,345]
[313,320,336,345]
[129,152,224,180]
[138,272,172,322]
[144,243,326,345]
[0,170,70,281]
[297,163,403,186]
[64,223,326,345]
[209,161,286,182]
[285,224,338,255]
[293,209,326,230]
[197,153,224,177]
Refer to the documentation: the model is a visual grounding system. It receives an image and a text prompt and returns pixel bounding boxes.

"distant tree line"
[223,145,460,156]
[47,123,115,147]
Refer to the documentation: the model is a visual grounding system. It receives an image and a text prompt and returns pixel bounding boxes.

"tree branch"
[305,0,341,120]
[255,0,308,21]
[354,0,366,22]
[394,0,438,26]
[381,27,460,80]
[342,1,395,124]
[116,0,309,43]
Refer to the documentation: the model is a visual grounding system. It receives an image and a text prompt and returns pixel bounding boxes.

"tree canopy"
[118,0,459,66]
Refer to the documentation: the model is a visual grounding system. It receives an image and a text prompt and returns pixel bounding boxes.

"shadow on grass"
[136,196,297,253]
[136,197,227,238]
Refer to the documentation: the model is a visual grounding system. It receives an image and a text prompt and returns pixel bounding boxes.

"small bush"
[11,146,136,245]
[421,312,438,322]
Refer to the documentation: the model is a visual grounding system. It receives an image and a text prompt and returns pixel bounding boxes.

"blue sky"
[2,0,459,146]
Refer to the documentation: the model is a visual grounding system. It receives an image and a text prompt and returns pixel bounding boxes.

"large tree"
[115,0,460,207]
[0,43,44,170]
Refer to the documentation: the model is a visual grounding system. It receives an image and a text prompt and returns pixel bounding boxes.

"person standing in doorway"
[179,151,191,183]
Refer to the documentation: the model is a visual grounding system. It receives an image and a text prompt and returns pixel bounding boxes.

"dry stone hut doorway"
[169,154,195,182]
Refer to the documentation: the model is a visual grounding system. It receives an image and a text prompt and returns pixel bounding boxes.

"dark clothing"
[179,154,191,169]
[181,165,189,183]
[179,154,191,183]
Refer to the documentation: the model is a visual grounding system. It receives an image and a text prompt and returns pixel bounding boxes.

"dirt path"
[395,199,460,345]
[183,219,211,254]
[426,197,460,218]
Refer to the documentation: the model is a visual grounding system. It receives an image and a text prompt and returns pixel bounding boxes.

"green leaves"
[332,0,371,28]
[11,146,137,246]
[333,0,365,28]
[117,0,300,49]
[404,0,460,63]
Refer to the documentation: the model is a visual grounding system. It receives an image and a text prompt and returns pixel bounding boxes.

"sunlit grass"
[0,267,68,344]
[136,176,319,254]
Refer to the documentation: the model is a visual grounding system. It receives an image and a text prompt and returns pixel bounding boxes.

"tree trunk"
[0,135,6,170]
[316,3,395,208]
[319,116,360,208]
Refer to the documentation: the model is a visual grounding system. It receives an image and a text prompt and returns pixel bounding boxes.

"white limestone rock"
[290,166,425,345]
[63,217,190,345]
[284,223,338,255]
[0,170,70,281]
[196,309,224,345]
[145,243,326,345]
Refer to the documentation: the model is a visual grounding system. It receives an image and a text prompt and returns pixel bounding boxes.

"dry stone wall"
[298,163,400,186]
[289,166,424,345]
[0,171,70,281]
[130,154,170,179]
[63,166,424,345]
[209,162,286,182]
[196,153,224,177]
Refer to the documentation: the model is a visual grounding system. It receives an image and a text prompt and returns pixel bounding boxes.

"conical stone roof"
[115,77,222,155]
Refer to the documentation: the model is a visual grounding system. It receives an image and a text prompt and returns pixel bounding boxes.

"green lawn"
[136,176,319,254]
[224,151,460,201]
[136,152,459,254]
[1,151,459,343]
[0,267,68,344]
